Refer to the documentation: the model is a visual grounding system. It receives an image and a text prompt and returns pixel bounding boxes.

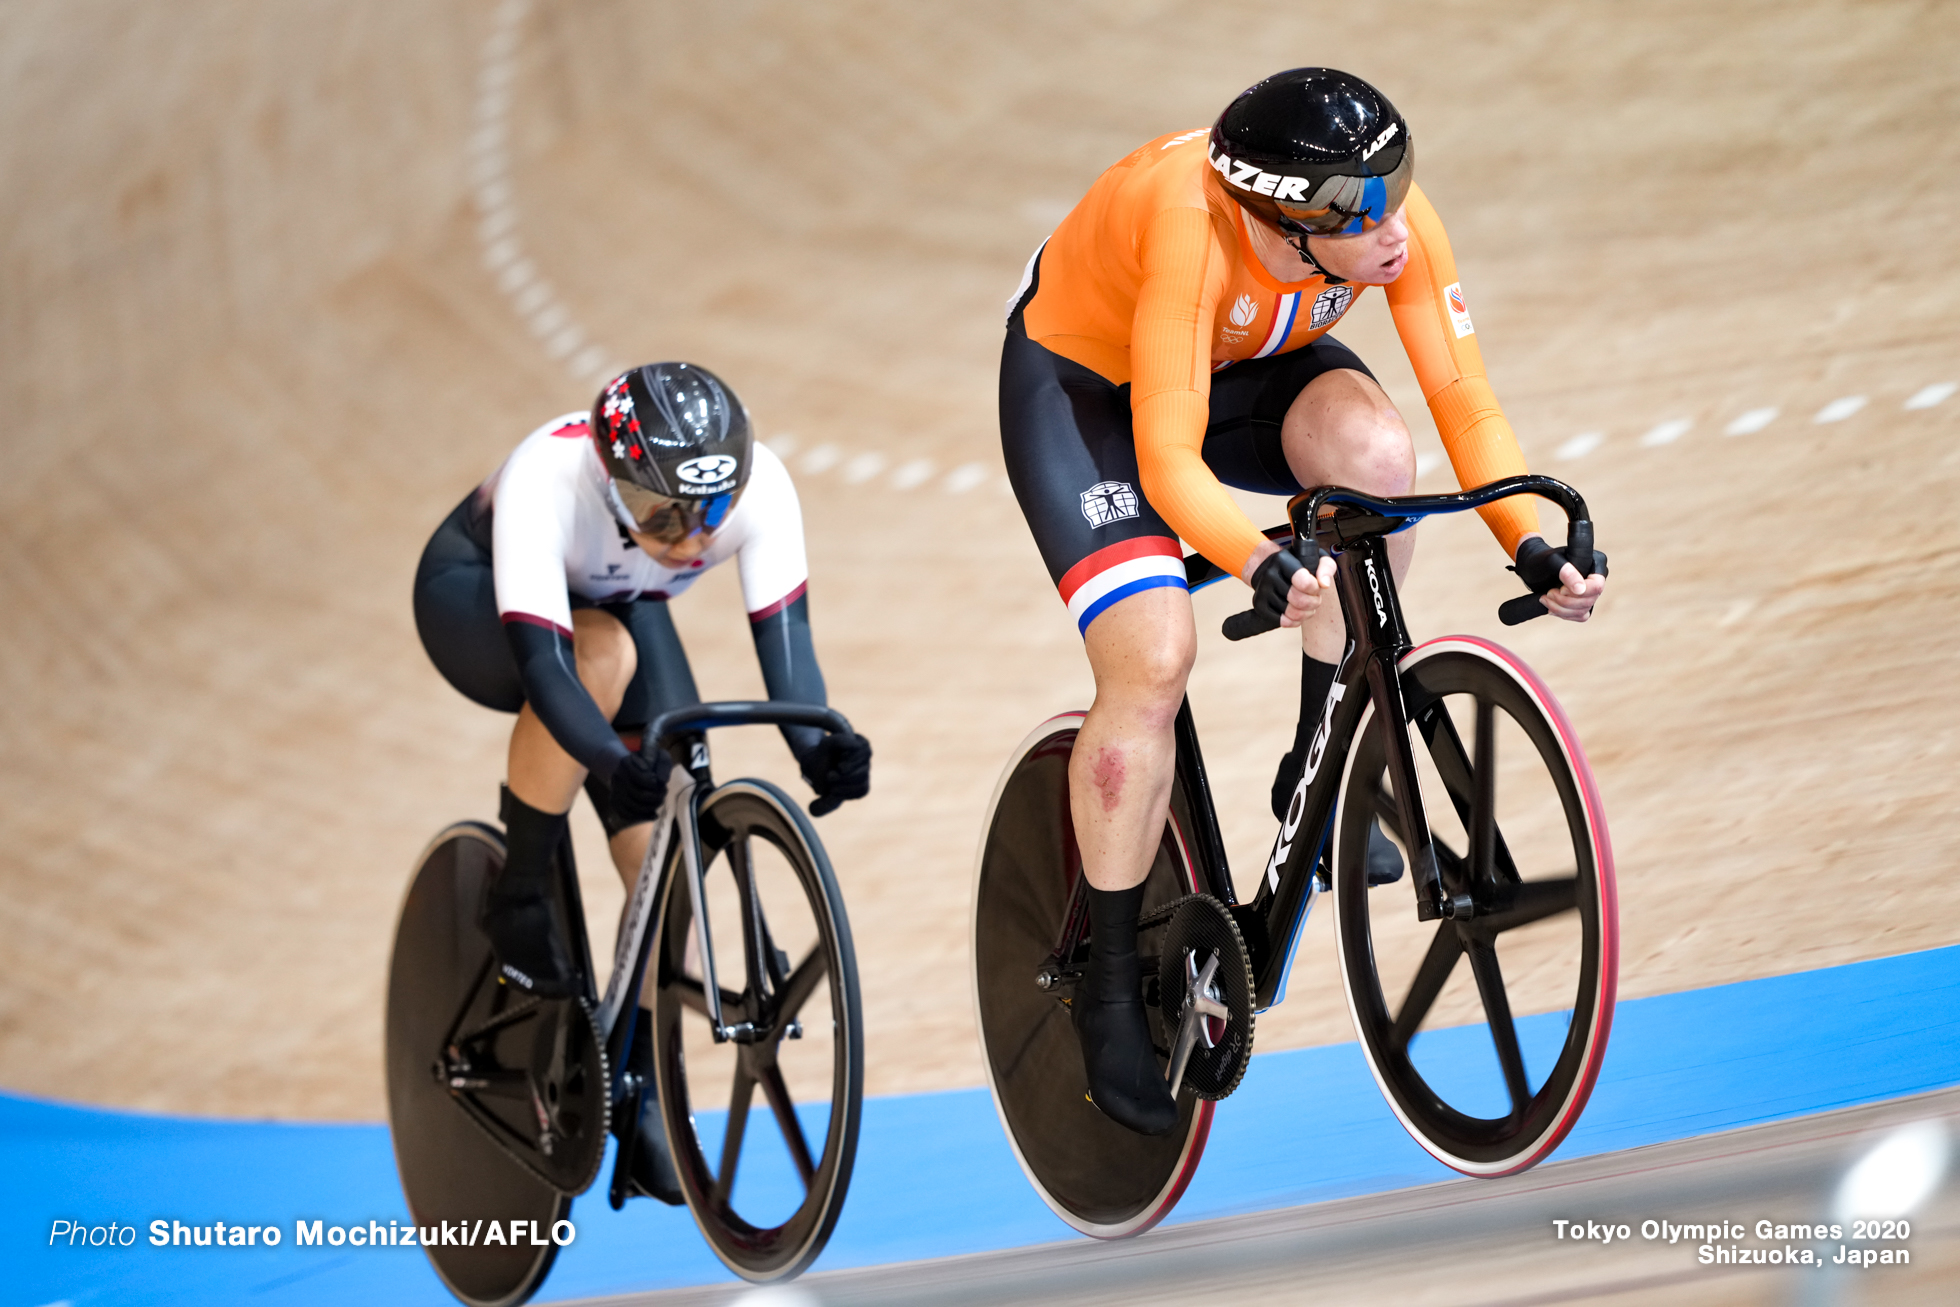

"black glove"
[1511,536,1609,595]
[1247,548,1308,623]
[608,749,673,824]
[801,731,872,817]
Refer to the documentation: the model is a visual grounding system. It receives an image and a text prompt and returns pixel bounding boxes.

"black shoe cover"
[1313,820,1407,892]
[1074,992,1180,1136]
[480,792,579,999]
[479,889,579,998]
[1270,747,1302,823]
[614,1010,683,1204]
[1365,821,1405,886]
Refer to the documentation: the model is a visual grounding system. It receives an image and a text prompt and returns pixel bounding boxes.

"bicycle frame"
[590,702,852,1105]
[1167,475,1592,1010]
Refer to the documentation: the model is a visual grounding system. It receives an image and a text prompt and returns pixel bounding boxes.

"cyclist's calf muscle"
[1072,585,1194,893]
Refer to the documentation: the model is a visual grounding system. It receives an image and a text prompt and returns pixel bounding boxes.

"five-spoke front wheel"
[1334,638,1617,1176]
[650,781,862,1281]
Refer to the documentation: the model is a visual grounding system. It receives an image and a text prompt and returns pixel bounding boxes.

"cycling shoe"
[1073,991,1179,1136]
[478,885,579,998]
[481,791,579,998]
[613,1010,684,1204]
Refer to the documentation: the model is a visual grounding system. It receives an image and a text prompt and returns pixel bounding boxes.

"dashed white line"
[943,463,991,494]
[1905,382,1954,410]
[1813,395,1867,423]
[800,445,841,475]
[1724,407,1779,436]
[1639,418,1692,447]
[1555,432,1604,461]
[842,452,889,485]
[468,0,620,393]
[890,459,936,491]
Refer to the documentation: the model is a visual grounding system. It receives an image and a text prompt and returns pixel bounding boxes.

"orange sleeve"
[1386,185,1539,555]
[1130,207,1269,580]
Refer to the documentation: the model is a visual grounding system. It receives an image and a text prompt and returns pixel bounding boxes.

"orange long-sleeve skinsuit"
[1018,129,1537,579]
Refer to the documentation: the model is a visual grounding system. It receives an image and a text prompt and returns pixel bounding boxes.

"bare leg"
[1279,367,1418,661]
[1070,586,1197,891]
[487,608,637,996]
[1065,583,1193,1136]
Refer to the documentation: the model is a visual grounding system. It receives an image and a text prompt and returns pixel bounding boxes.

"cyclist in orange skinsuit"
[1000,69,1606,1134]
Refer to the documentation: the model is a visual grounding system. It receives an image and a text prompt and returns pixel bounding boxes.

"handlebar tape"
[1498,593,1548,626]
[1222,608,1283,641]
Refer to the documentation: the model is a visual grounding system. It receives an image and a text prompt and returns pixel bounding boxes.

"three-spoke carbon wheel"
[650,781,862,1281]
[385,823,572,1307]
[1334,637,1617,1176]
[972,714,1212,1239]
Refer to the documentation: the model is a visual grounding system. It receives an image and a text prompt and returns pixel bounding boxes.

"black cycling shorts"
[411,494,701,730]
[1000,312,1374,637]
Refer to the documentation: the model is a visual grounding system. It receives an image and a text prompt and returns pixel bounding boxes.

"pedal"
[1155,895,1255,1100]
[607,1074,647,1211]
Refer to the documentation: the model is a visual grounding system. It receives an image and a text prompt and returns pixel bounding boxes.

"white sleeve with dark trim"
[490,417,587,634]
[732,445,810,620]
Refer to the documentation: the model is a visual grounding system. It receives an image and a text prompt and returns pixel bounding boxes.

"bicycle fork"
[1330,535,1462,923]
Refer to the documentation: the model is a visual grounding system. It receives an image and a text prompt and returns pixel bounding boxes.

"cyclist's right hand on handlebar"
[1247,542,1336,627]
[802,730,872,817]
[611,750,672,823]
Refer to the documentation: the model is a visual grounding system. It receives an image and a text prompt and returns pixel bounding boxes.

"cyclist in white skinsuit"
[412,362,872,1204]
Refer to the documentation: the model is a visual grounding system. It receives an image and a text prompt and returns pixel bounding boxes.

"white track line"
[1639,418,1692,447]
[470,0,619,392]
[1814,395,1867,423]
[1725,407,1779,436]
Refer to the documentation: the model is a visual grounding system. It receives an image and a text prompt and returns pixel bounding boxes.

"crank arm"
[1164,953,1228,1098]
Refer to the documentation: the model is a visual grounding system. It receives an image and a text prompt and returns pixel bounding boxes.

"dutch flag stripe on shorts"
[1059,536,1187,635]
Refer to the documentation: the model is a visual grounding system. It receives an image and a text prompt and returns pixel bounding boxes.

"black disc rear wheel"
[651,781,862,1281]
[972,715,1211,1239]
[385,823,570,1307]
[1334,640,1617,1176]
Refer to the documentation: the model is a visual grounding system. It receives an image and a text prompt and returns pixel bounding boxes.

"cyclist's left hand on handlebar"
[1512,535,1608,623]
[802,730,872,817]
[1246,542,1337,628]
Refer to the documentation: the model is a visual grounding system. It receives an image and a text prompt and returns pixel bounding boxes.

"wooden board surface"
[2,0,1957,1119]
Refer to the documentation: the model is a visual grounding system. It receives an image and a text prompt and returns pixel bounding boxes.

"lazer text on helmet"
[1207,143,1317,201]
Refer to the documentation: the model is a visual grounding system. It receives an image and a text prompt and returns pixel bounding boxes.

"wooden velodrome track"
[4,0,1958,1160]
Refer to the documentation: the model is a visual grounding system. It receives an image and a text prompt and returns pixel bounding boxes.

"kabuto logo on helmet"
[675,454,738,488]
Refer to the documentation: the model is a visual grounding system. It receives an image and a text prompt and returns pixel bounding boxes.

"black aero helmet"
[590,362,753,542]
[1209,68,1413,240]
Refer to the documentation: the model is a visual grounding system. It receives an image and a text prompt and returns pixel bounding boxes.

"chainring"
[443,989,612,1196]
[1156,894,1256,1100]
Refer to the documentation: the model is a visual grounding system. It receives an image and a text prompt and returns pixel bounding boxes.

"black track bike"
[973,477,1617,1237]
[385,703,864,1304]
